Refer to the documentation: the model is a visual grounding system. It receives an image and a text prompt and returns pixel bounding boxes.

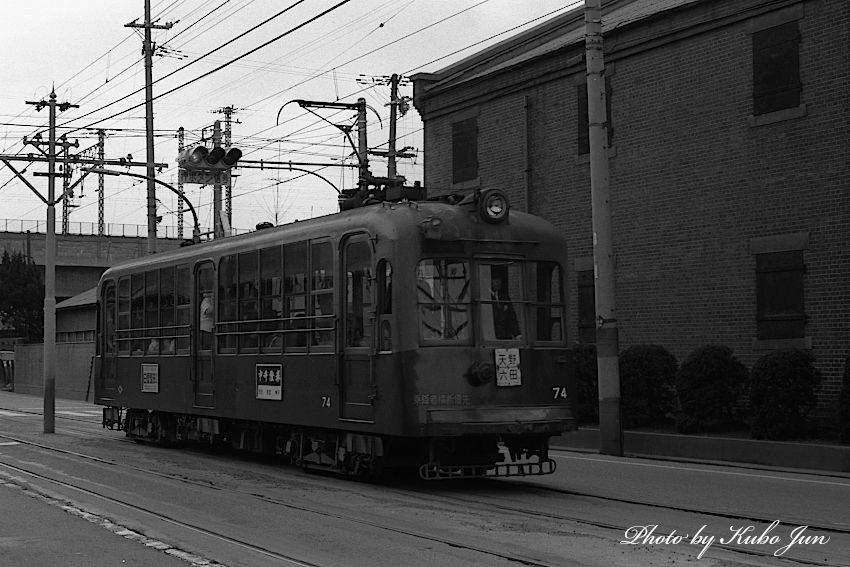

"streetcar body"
[95,190,576,479]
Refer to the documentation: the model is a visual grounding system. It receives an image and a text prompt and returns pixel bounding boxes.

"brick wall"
[415,0,850,420]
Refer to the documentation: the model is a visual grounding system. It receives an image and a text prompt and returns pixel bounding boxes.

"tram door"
[99,280,118,398]
[194,262,216,408]
[340,235,375,421]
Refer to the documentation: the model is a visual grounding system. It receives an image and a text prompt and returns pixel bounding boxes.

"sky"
[0,1,579,236]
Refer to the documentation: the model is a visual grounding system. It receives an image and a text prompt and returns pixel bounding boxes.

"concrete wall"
[0,233,184,299]
[14,342,95,401]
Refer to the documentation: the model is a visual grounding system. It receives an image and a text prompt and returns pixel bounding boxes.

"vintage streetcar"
[94,186,576,480]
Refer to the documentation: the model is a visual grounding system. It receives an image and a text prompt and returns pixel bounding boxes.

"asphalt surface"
[0,475,194,567]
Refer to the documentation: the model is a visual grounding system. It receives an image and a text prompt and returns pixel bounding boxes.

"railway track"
[0,412,846,566]
[0,431,576,567]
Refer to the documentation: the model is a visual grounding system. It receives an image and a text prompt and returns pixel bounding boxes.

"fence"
[0,351,13,390]
[0,219,249,239]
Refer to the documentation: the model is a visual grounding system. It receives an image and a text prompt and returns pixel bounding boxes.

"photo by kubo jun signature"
[620,521,830,559]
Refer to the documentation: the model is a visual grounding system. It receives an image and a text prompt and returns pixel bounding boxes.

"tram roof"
[99,199,564,279]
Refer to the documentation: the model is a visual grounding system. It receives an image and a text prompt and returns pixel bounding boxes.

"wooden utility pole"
[126,0,173,254]
[585,0,622,456]
[25,90,78,434]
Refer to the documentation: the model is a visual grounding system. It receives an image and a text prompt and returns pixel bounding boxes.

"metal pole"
[387,75,399,180]
[98,129,105,236]
[357,98,369,190]
[44,90,58,434]
[585,0,622,456]
[177,127,184,240]
[212,120,223,238]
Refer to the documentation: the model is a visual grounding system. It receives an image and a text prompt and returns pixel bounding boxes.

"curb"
[552,427,850,474]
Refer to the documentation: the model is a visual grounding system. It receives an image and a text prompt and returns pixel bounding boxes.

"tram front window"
[479,262,523,341]
[417,259,471,342]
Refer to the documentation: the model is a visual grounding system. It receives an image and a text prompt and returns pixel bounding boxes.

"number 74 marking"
[552,387,568,399]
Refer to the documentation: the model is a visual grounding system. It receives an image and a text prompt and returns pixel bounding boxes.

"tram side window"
[159,266,176,355]
[218,255,238,353]
[478,262,523,341]
[260,245,283,353]
[117,277,130,355]
[102,281,117,355]
[377,260,393,352]
[530,262,565,343]
[175,264,191,353]
[238,251,259,351]
[311,240,334,348]
[284,241,309,348]
[417,259,471,343]
[130,273,145,354]
[345,238,373,347]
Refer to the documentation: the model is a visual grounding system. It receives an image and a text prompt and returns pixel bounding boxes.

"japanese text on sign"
[495,348,522,386]
[256,364,283,400]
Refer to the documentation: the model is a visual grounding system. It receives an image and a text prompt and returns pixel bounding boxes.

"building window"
[577,79,612,155]
[577,269,596,343]
[756,251,805,340]
[451,117,478,184]
[752,21,801,116]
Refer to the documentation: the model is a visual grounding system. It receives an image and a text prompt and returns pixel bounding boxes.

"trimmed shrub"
[840,356,850,444]
[619,344,677,428]
[675,345,748,434]
[573,343,598,425]
[749,349,820,440]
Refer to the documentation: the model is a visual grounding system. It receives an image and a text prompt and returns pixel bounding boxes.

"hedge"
[675,345,748,433]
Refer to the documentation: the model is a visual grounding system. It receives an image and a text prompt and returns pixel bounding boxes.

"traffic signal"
[177,145,241,185]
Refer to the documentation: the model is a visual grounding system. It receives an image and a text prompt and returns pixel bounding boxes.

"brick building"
[412,0,849,419]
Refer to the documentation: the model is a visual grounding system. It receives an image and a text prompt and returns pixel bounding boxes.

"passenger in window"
[490,277,521,340]
[200,291,215,350]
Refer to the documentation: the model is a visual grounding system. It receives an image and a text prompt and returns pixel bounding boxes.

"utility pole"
[126,0,173,254]
[387,76,400,179]
[61,135,72,234]
[97,129,106,236]
[585,0,622,456]
[25,90,78,434]
[356,97,369,190]
[212,120,224,238]
[215,106,241,226]
[177,127,185,239]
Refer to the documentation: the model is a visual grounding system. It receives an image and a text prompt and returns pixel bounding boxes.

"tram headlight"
[478,189,510,224]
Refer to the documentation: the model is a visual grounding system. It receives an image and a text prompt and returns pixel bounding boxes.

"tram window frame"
[344,236,374,348]
[159,266,177,355]
[377,259,393,352]
[260,245,284,353]
[416,258,472,345]
[311,239,334,350]
[102,280,117,356]
[218,255,238,354]
[284,241,310,350]
[238,250,260,352]
[175,264,191,354]
[478,261,524,342]
[529,261,566,344]
[117,276,131,355]
[130,273,145,355]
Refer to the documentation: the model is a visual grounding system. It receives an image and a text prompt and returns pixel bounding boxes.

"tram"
[94,186,576,479]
